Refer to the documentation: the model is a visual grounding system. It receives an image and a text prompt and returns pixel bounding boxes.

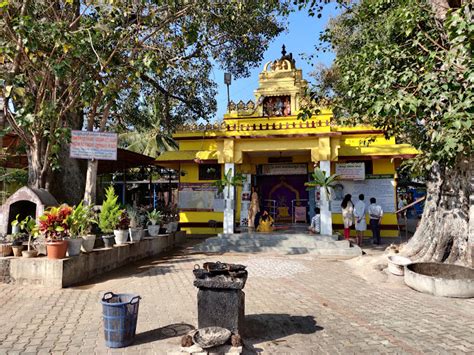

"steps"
[192,233,362,258]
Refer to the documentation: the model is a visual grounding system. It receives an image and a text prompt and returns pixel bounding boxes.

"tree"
[1,1,287,204]
[301,0,473,265]
[118,97,178,158]
[305,167,339,235]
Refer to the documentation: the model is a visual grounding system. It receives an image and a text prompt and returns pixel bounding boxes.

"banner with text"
[261,163,308,176]
[70,131,118,161]
[335,162,365,180]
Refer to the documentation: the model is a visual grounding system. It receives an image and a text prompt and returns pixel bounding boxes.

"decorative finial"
[281,44,287,57]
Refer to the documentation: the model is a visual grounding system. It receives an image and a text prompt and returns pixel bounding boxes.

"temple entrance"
[255,165,309,225]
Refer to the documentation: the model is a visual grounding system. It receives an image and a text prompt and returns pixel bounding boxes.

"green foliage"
[19,215,37,237]
[301,0,473,174]
[118,98,178,158]
[1,1,286,189]
[147,209,162,226]
[98,186,121,234]
[11,214,20,227]
[305,167,339,200]
[67,201,96,237]
[0,168,28,185]
[213,169,246,198]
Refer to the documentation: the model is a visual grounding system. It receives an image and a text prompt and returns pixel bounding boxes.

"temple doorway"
[256,172,309,224]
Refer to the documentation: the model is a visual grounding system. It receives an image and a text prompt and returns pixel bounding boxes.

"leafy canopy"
[301,0,473,173]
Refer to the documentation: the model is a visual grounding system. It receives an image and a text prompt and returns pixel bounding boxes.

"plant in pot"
[11,214,21,235]
[66,201,97,256]
[9,233,24,257]
[0,235,13,257]
[98,186,121,248]
[147,209,162,237]
[38,205,72,259]
[127,207,142,243]
[19,216,39,258]
[114,210,130,245]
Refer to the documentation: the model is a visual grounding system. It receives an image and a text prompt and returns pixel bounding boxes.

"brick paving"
[0,241,473,354]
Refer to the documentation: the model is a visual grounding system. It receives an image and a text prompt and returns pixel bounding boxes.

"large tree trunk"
[48,142,86,205]
[49,110,86,204]
[27,137,48,189]
[401,156,472,266]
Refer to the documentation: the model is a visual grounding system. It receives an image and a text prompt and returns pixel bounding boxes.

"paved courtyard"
[0,240,473,354]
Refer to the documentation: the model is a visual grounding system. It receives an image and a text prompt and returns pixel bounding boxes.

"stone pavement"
[0,240,473,354]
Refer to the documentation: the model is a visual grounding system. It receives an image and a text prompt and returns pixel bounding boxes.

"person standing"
[353,194,367,246]
[341,194,354,240]
[368,197,383,245]
[248,187,260,229]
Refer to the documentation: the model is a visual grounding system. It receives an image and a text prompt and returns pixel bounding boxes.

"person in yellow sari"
[257,210,274,232]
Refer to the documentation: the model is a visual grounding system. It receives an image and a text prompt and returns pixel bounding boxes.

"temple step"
[191,233,362,258]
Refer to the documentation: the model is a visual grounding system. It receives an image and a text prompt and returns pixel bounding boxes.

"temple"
[156,47,417,237]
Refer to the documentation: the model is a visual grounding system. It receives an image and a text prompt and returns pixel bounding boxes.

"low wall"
[2,231,187,289]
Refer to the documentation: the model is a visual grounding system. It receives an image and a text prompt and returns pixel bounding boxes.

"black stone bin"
[193,262,248,335]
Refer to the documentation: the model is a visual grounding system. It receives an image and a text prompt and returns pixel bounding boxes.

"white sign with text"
[70,131,117,160]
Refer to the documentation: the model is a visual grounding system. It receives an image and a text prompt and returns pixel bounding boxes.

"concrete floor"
[0,236,472,354]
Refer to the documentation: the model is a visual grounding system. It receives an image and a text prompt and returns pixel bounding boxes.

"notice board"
[330,175,396,213]
[178,183,224,212]
[70,131,117,160]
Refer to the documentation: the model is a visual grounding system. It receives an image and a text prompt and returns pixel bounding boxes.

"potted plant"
[0,235,13,257]
[11,214,21,235]
[38,204,72,259]
[21,215,39,258]
[114,210,130,245]
[127,207,142,243]
[99,186,121,248]
[10,233,24,256]
[66,201,97,256]
[147,209,162,237]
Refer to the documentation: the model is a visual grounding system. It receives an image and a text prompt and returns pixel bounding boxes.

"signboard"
[178,183,224,212]
[70,131,117,161]
[330,175,396,213]
[335,162,365,180]
[261,163,307,176]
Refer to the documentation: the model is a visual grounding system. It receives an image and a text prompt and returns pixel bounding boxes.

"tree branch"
[141,74,206,118]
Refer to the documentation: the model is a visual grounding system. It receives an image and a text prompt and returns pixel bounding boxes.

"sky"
[210,4,341,121]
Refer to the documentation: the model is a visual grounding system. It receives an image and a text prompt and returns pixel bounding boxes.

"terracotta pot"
[67,238,83,257]
[22,250,38,258]
[46,240,68,259]
[113,229,129,245]
[102,235,115,248]
[81,234,96,253]
[12,245,24,257]
[0,244,13,257]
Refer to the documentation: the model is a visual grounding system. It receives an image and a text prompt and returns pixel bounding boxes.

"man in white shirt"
[308,207,321,234]
[353,194,366,246]
[368,197,384,245]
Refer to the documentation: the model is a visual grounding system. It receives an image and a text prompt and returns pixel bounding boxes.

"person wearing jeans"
[368,197,383,245]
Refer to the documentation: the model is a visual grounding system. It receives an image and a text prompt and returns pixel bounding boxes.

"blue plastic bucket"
[101,292,141,348]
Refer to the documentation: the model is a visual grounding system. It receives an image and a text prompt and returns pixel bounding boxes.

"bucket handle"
[102,292,115,301]
[130,296,141,304]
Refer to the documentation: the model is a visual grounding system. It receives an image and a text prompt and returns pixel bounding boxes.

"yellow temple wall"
[178,162,224,235]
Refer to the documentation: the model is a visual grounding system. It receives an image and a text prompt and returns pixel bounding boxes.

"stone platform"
[192,233,362,257]
[0,231,186,288]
